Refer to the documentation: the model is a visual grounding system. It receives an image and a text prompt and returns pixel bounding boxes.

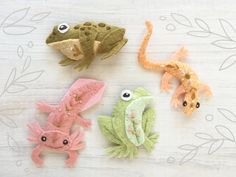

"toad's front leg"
[65,150,78,167]
[31,145,44,167]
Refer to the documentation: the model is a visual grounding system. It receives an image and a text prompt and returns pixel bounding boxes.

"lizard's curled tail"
[138,21,164,71]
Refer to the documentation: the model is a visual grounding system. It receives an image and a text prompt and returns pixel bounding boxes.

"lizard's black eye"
[196,102,200,108]
[58,23,70,33]
[183,101,187,107]
[120,89,133,101]
[41,136,47,142]
[63,139,69,145]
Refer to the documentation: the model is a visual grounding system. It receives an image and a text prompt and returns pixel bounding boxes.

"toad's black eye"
[63,139,69,145]
[196,102,200,108]
[57,23,70,33]
[41,136,47,142]
[120,89,133,101]
[183,101,187,107]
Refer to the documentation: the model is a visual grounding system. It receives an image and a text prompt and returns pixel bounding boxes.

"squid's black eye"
[183,101,187,107]
[41,136,47,142]
[63,139,69,145]
[196,102,200,108]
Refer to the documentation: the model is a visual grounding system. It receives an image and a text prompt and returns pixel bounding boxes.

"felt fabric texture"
[98,87,159,159]
[28,79,106,167]
[138,21,212,116]
[46,21,128,71]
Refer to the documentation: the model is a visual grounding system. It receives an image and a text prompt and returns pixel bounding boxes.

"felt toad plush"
[46,22,128,71]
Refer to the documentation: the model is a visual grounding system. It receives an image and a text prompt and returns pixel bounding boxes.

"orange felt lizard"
[138,21,212,116]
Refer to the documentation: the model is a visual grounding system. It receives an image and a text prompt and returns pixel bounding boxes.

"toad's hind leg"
[161,72,173,92]
[101,38,127,59]
[98,28,127,59]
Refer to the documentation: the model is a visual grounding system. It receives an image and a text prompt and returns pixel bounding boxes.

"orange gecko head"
[182,89,200,116]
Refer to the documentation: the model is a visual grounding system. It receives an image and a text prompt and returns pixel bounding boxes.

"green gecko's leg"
[171,47,188,61]
[142,108,159,152]
[143,133,159,152]
[142,108,156,137]
[161,72,173,92]
[101,38,128,60]
[171,84,185,108]
[97,115,122,145]
[200,83,212,98]
[59,57,77,66]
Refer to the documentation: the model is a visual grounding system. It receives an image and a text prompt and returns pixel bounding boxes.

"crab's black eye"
[58,23,70,33]
[183,101,187,107]
[41,136,47,142]
[120,89,133,101]
[63,139,69,145]
[196,102,200,108]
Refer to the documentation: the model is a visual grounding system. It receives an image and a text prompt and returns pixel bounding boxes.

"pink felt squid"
[27,79,106,167]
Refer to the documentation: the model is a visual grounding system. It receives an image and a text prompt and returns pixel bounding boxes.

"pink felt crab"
[27,79,106,167]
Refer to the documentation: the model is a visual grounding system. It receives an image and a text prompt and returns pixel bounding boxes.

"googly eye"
[196,102,200,108]
[63,139,69,145]
[120,89,133,101]
[183,101,187,107]
[41,136,47,142]
[57,23,70,33]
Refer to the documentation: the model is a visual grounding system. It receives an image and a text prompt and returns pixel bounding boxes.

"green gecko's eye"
[57,23,70,33]
[120,89,133,101]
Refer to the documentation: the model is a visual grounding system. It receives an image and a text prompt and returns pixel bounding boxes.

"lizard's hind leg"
[171,47,188,61]
[171,84,185,108]
[161,72,173,92]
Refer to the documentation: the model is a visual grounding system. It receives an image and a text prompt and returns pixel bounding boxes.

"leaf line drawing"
[178,124,235,165]
[169,13,236,71]
[0,7,50,35]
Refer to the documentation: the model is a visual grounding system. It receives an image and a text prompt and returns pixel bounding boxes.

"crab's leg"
[31,145,44,167]
[65,150,78,167]
[171,84,185,108]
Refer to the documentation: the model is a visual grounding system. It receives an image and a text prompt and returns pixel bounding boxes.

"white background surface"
[1,0,236,177]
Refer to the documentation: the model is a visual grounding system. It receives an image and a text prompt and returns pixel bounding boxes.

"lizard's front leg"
[36,102,56,113]
[171,84,185,108]
[161,72,173,92]
[200,83,212,98]
[31,145,44,167]
[76,115,91,129]
[65,150,78,167]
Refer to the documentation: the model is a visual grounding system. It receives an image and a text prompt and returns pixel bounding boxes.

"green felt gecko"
[46,22,128,71]
[98,88,159,159]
